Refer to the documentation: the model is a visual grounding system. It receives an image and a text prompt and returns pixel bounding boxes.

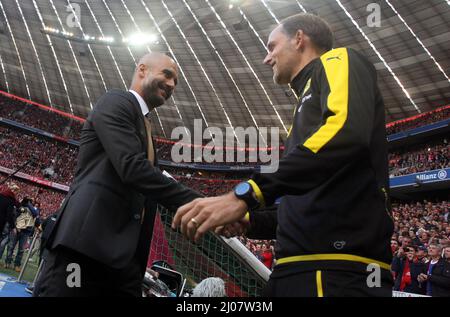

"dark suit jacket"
[392,257,426,294]
[48,89,201,272]
[0,191,17,235]
[424,258,450,297]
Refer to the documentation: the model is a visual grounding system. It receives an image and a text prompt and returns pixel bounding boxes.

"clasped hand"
[171,192,248,243]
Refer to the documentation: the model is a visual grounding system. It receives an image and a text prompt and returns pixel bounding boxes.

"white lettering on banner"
[416,173,437,181]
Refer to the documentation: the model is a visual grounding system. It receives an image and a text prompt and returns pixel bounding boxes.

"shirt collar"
[129,89,150,117]
[290,58,320,96]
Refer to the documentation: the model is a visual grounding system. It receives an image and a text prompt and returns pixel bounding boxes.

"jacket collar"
[129,89,150,117]
[290,58,320,97]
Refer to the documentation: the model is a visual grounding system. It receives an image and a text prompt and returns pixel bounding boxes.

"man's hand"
[172,192,248,242]
[417,273,428,283]
[396,248,405,257]
[146,268,160,279]
[215,216,250,238]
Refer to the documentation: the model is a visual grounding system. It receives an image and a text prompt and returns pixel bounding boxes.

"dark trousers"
[0,225,10,259]
[33,247,143,297]
[6,230,30,267]
[264,270,393,297]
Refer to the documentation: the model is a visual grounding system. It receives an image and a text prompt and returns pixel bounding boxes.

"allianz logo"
[416,169,447,181]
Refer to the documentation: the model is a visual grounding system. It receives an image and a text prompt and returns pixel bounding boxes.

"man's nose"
[263,53,272,65]
[166,78,175,89]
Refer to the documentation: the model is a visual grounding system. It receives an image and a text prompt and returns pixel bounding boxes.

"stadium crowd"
[2,121,448,185]
[0,126,77,185]
[162,166,250,180]
[156,141,270,166]
[239,237,275,270]
[173,174,239,197]
[2,95,448,143]
[390,199,450,296]
[2,94,449,168]
[386,106,450,135]
[388,139,449,177]
[0,94,82,139]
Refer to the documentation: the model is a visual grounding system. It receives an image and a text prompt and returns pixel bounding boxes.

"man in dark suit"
[33,53,201,297]
[0,183,19,239]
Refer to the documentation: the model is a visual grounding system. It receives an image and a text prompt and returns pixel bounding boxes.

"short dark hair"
[409,246,418,252]
[280,13,334,53]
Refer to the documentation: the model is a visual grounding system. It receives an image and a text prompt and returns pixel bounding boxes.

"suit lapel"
[127,91,148,154]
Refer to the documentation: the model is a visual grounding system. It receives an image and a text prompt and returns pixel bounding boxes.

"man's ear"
[294,30,304,50]
[138,64,147,78]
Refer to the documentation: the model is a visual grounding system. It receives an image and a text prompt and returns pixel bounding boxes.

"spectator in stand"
[411,231,422,247]
[401,236,412,249]
[419,231,430,246]
[392,246,426,295]
[408,229,416,242]
[445,246,450,260]
[417,246,428,264]
[260,243,274,270]
[391,239,399,255]
[418,244,450,296]
[254,244,263,262]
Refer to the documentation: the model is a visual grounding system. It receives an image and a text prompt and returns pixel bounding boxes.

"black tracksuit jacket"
[248,47,394,276]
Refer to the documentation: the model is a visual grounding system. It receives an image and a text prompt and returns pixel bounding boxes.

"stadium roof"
[0,0,449,139]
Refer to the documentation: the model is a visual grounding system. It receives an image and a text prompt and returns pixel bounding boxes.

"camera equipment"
[142,260,187,297]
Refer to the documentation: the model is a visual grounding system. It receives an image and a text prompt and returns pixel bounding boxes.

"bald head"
[130,52,178,109]
[136,52,176,73]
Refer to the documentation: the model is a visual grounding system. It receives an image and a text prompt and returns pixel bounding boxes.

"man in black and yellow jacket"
[173,13,394,297]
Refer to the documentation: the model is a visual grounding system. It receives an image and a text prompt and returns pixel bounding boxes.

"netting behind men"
[148,207,267,297]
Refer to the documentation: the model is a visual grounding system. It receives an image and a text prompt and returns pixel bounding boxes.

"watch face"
[235,182,251,196]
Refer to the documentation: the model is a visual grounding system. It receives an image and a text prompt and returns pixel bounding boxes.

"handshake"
[171,192,250,242]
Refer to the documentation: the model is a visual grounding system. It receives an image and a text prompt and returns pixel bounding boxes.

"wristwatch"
[234,182,260,211]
